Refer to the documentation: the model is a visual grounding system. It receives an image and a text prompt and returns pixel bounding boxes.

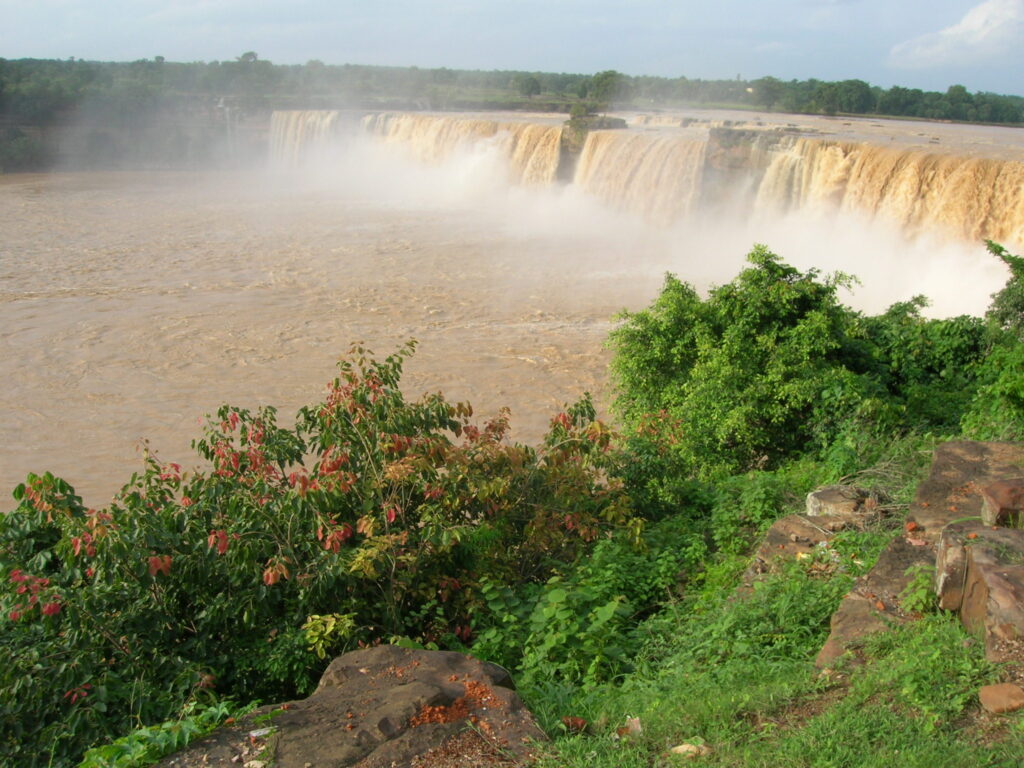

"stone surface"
[156,646,545,768]
[979,479,1024,526]
[669,742,711,758]
[959,534,1024,662]
[805,486,870,518]
[979,683,1024,714]
[742,514,846,590]
[904,441,1024,543]
[935,523,973,611]
[815,536,933,667]
[818,441,1024,668]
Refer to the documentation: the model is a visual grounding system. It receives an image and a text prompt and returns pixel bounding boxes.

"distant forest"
[2,53,1022,170]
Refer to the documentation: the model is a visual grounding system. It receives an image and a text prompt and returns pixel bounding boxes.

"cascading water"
[754,137,1024,245]
[573,130,708,224]
[269,110,1024,248]
[269,110,343,166]
[362,113,563,185]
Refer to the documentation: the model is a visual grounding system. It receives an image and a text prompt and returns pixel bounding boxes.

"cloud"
[889,0,1024,68]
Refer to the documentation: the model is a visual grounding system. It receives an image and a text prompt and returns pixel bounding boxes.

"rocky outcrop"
[816,441,1024,668]
[935,523,1024,661]
[979,479,1024,526]
[805,485,874,518]
[157,646,545,768]
[743,486,880,590]
[904,441,1024,542]
[815,536,933,668]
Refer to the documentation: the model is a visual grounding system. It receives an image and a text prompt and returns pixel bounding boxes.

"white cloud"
[889,0,1024,68]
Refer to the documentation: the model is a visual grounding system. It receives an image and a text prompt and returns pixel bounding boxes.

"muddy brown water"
[1,122,1014,509]
[0,169,667,507]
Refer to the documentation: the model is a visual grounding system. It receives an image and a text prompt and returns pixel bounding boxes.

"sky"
[3,0,1024,96]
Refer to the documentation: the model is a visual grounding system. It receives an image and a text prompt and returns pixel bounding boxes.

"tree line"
[1,55,1021,171]
[2,55,1022,124]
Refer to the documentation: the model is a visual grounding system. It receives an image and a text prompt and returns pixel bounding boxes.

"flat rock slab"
[742,514,845,589]
[815,536,933,668]
[156,646,545,768]
[817,440,1024,668]
[979,683,1024,714]
[907,441,1024,543]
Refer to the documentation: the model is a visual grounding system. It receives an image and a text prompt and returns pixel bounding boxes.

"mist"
[273,117,1010,318]
[0,109,1017,507]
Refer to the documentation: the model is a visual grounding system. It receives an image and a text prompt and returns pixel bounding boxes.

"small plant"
[76,700,248,768]
[899,562,937,614]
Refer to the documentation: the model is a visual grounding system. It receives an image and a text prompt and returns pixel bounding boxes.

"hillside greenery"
[3,243,1024,766]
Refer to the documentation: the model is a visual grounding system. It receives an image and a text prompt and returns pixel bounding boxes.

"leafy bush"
[76,700,248,768]
[472,515,705,689]
[0,343,636,767]
[609,245,1000,491]
[959,242,1024,440]
[982,240,1024,338]
[609,245,878,478]
[962,341,1024,439]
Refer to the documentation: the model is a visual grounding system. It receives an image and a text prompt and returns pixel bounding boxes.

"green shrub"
[472,515,705,689]
[608,244,1003,494]
[0,343,636,767]
[609,246,879,479]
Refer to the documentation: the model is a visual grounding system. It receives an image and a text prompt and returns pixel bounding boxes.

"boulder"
[805,486,871,518]
[156,646,545,768]
[934,522,1024,660]
[979,683,1024,714]
[979,479,1024,526]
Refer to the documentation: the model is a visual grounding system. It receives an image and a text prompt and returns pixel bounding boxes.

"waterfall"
[269,110,342,166]
[267,110,1024,248]
[754,138,1024,245]
[573,130,708,223]
[362,113,563,185]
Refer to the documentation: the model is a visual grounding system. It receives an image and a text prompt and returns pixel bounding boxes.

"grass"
[523,525,1024,768]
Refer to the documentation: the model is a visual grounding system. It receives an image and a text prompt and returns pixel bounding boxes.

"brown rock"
[935,524,1024,661]
[979,480,1024,527]
[815,537,932,667]
[818,441,1024,666]
[910,441,1024,542]
[805,486,870,518]
[742,514,843,589]
[935,524,971,611]
[669,742,711,758]
[979,683,1024,714]
[155,646,545,768]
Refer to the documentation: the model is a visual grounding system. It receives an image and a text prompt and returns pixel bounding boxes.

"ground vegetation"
[3,244,1024,766]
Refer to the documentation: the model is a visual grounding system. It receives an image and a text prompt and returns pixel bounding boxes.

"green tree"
[814,82,840,116]
[609,246,874,477]
[752,76,785,109]
[836,79,875,113]
[513,73,541,98]
[589,69,626,108]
